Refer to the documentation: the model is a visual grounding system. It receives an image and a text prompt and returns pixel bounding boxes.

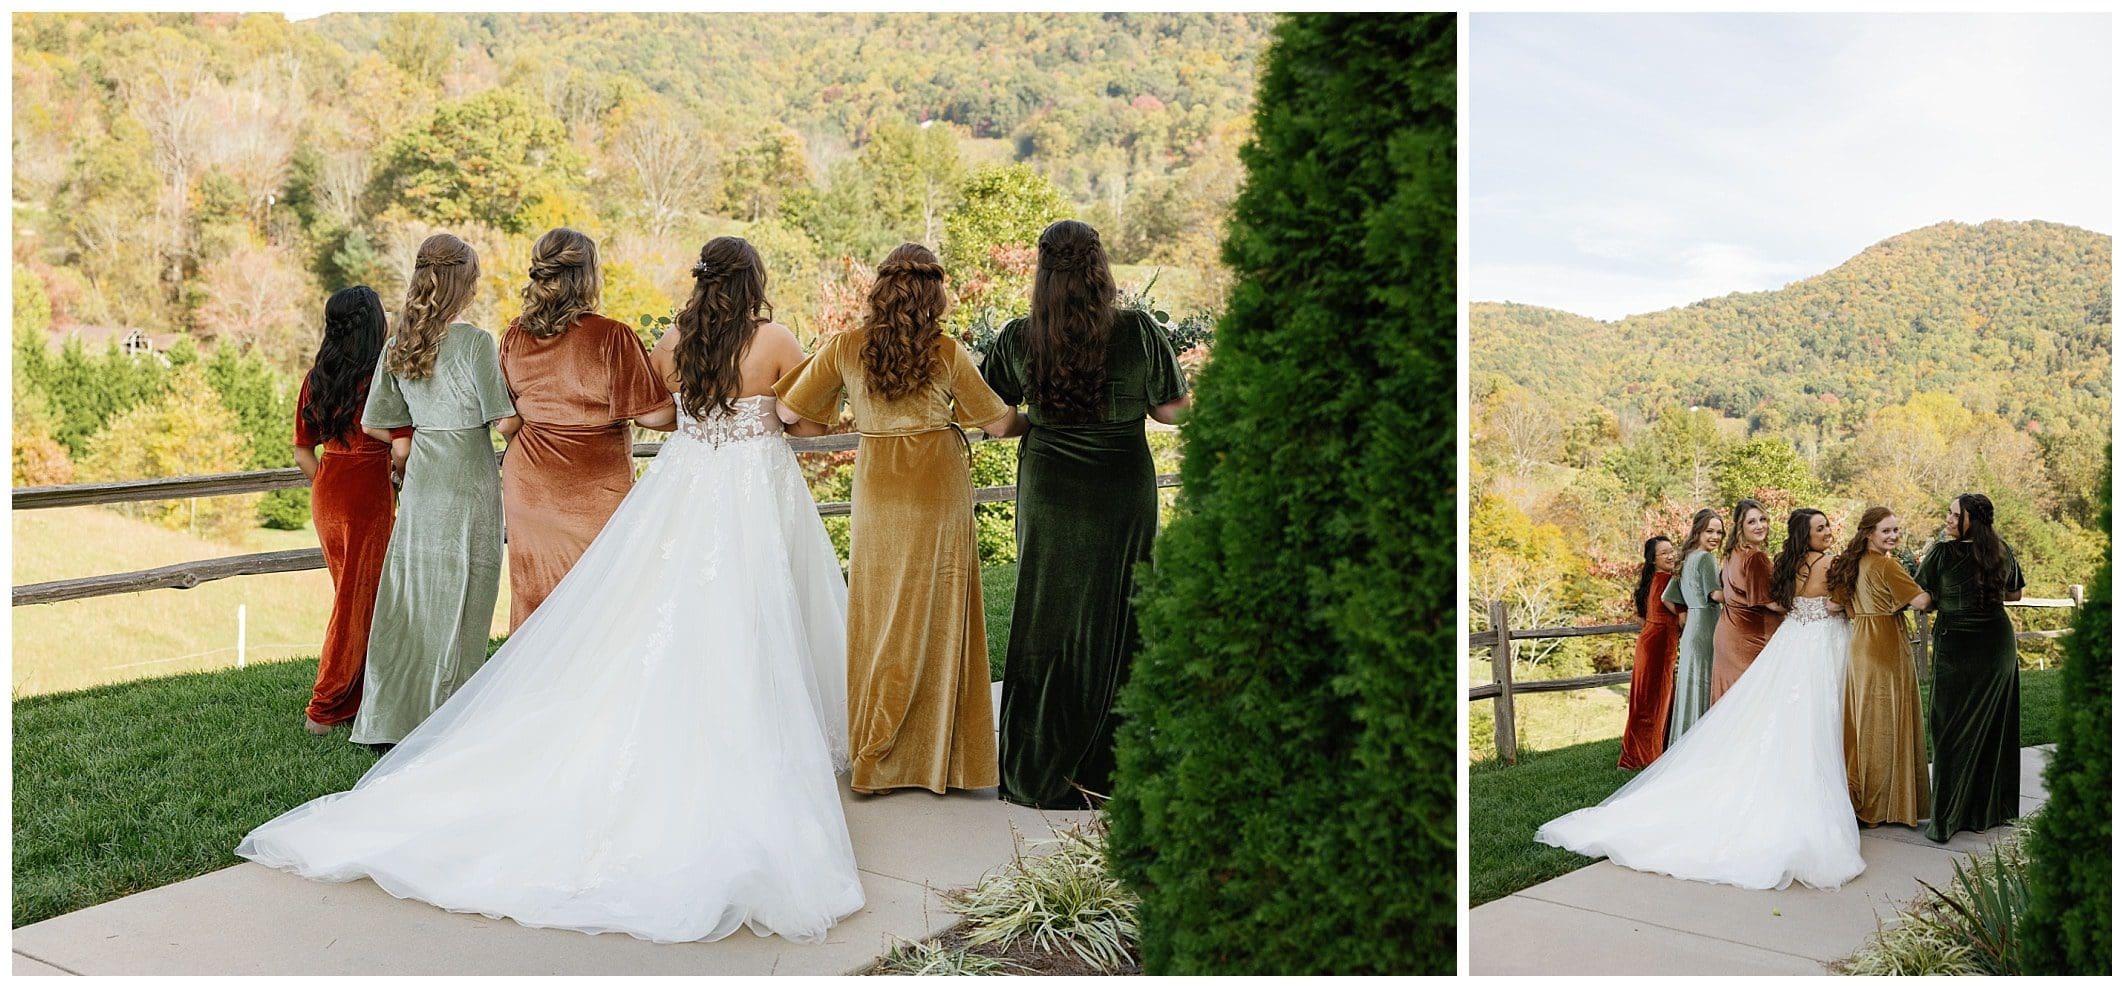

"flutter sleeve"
[360,353,412,430]
[1681,551,1717,608]
[471,328,517,424]
[774,334,846,425]
[1143,312,1189,406]
[980,320,1025,407]
[949,340,1012,428]
[606,319,671,421]
[1876,553,1924,607]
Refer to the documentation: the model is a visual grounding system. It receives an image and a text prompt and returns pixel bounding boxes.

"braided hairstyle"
[1953,493,2011,604]
[300,286,388,444]
[861,243,949,401]
[388,233,480,380]
[516,227,602,339]
[1025,219,1116,423]
[672,237,772,419]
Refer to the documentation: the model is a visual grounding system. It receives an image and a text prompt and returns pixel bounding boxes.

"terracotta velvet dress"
[294,378,411,726]
[776,332,1013,793]
[499,314,669,630]
[353,324,516,745]
[1710,546,1783,704]
[1619,571,1681,769]
[1661,548,1720,739]
[980,311,1188,808]
[1915,541,2025,841]
[1843,551,1931,826]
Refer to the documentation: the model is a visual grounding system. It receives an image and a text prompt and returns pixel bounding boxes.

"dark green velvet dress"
[1914,539,2026,842]
[980,310,1188,809]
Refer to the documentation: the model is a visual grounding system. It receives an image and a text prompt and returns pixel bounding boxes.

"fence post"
[1489,600,1518,766]
[1912,609,1930,681]
[2069,584,2085,610]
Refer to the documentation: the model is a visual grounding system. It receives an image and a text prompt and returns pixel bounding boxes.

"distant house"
[47,324,180,364]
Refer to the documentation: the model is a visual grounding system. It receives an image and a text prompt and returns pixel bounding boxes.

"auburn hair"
[1826,506,1895,607]
[860,243,949,401]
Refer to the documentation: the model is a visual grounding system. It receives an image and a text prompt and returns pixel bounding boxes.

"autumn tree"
[371,88,580,233]
[79,366,260,542]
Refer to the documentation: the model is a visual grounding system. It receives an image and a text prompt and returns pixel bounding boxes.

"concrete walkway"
[1470,745,2052,975]
[13,685,1095,976]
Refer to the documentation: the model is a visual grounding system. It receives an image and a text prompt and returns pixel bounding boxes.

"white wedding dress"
[1535,596,1865,891]
[237,394,865,943]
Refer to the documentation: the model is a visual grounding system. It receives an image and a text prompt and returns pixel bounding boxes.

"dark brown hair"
[1678,507,1721,555]
[860,243,948,401]
[673,237,771,419]
[1633,536,1672,620]
[516,227,601,339]
[1025,219,1116,423]
[1770,508,1827,610]
[1953,493,2011,603]
[1826,506,1894,607]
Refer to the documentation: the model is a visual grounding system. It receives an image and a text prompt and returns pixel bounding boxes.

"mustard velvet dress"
[1843,551,1931,826]
[775,332,1012,793]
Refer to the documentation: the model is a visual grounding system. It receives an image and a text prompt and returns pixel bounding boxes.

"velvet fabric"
[352,323,516,745]
[294,377,411,726]
[775,332,1012,793]
[1710,545,1783,704]
[1619,570,1681,770]
[499,314,669,630]
[1915,540,2025,841]
[1843,550,1931,826]
[979,311,1187,808]
[1662,549,1721,740]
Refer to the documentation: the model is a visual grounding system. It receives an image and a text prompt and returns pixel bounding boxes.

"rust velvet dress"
[1618,571,1681,769]
[1710,546,1783,704]
[776,332,1013,794]
[1843,551,1931,827]
[295,379,411,726]
[499,314,669,630]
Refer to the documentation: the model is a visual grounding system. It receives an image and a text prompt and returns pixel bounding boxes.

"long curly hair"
[1633,536,1672,619]
[1724,497,1767,558]
[1025,219,1116,422]
[388,233,480,380]
[301,286,388,444]
[673,237,772,419]
[1770,508,1827,610]
[516,227,602,339]
[1826,506,1895,607]
[1953,493,2011,603]
[1678,507,1721,556]
[860,243,950,401]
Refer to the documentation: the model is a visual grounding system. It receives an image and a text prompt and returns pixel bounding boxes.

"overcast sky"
[1468,13,2112,321]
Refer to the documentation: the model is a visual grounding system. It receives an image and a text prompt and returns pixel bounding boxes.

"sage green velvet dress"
[979,311,1188,808]
[351,323,515,745]
[1915,540,2026,842]
[1661,548,1721,741]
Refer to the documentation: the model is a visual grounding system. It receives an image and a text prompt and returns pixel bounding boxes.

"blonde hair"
[390,234,481,380]
[516,227,601,339]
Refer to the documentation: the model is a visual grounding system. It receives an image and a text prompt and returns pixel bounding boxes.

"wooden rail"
[1470,587,2086,765]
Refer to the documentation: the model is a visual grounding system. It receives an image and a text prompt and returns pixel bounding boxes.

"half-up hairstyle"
[861,242,949,401]
[389,233,480,380]
[301,286,388,444]
[1954,493,2010,603]
[1633,536,1672,619]
[1678,507,1720,555]
[1826,506,1894,607]
[1026,219,1116,423]
[1770,508,1826,610]
[1724,497,1767,559]
[516,227,602,339]
[673,236,772,419]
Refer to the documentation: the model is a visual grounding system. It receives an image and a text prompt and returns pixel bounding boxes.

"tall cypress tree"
[2023,454,2111,974]
[1105,14,1455,974]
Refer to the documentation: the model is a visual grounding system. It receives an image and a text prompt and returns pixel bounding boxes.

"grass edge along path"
[1469,667,2062,907]
[15,563,1021,928]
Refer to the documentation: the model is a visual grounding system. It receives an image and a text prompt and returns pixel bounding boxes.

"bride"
[238,237,865,944]
[1536,507,1866,891]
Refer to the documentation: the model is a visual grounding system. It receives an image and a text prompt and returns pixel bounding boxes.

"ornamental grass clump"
[872,937,1010,976]
[949,824,1139,973]
[1841,824,2033,976]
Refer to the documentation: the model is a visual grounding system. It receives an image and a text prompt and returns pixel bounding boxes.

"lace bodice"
[1787,596,1834,624]
[672,393,784,448]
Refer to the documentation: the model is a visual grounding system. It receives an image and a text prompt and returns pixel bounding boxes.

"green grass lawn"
[1469,667,2064,907]
[14,565,1022,929]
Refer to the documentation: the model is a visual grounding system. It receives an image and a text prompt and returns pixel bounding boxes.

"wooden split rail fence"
[1470,589,2087,765]
[13,431,1179,607]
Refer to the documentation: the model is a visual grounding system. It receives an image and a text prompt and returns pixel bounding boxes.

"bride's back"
[1795,550,1832,600]
[650,319,809,409]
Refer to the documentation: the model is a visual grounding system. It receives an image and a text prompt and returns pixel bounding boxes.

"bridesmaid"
[774,243,1027,794]
[1827,506,1933,827]
[291,286,409,736]
[1709,498,1784,704]
[499,228,676,631]
[1915,493,2026,841]
[1661,509,1724,739]
[1618,535,1680,769]
[979,220,1191,808]
[353,233,522,748]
